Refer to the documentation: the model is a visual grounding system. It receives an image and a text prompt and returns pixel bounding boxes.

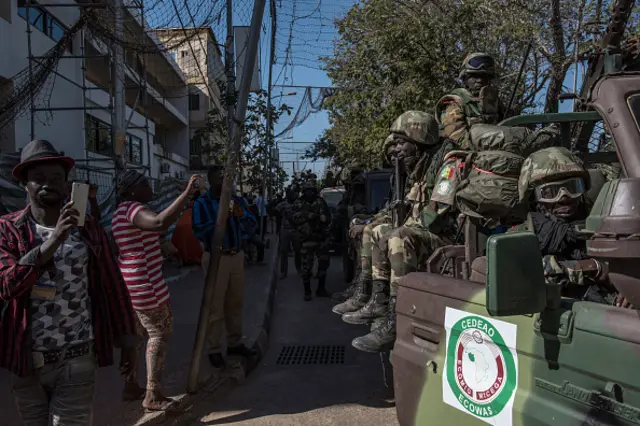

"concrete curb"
[134,244,279,426]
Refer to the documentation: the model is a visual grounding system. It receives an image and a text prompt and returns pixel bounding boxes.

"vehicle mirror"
[486,232,546,316]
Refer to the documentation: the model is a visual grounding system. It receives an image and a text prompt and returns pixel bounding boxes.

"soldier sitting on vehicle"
[332,137,398,304]
[345,112,460,353]
[436,52,505,147]
[470,147,630,308]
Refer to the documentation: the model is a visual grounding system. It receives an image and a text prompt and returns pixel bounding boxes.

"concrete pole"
[259,0,276,240]
[112,0,126,170]
[187,0,266,394]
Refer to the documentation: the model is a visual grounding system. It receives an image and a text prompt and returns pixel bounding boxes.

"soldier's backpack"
[452,124,560,227]
[435,87,503,139]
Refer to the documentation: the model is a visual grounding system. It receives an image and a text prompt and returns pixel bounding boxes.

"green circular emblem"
[446,315,516,418]
[437,181,452,195]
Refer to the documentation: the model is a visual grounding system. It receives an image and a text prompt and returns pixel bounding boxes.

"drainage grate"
[276,345,346,365]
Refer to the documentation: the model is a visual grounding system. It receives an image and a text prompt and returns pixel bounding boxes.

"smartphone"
[70,182,90,226]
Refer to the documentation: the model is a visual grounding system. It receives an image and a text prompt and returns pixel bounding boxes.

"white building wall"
[0,0,84,157]
[0,2,191,180]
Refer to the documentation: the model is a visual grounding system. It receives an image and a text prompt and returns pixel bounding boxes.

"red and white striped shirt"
[111,201,169,311]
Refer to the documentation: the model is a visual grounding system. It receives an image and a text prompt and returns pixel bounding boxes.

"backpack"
[435,87,504,142]
[453,124,560,227]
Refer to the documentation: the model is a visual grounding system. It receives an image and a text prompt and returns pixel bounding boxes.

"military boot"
[332,276,371,315]
[352,296,397,353]
[303,280,312,301]
[316,276,332,298]
[331,282,356,302]
[341,280,389,325]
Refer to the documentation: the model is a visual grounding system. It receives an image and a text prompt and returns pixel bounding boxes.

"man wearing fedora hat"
[0,140,138,425]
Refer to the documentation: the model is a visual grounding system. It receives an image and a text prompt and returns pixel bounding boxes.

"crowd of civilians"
[0,140,280,425]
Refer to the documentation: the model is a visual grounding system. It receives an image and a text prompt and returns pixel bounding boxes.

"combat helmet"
[382,133,396,163]
[389,111,440,146]
[459,52,497,80]
[302,179,318,192]
[518,147,590,202]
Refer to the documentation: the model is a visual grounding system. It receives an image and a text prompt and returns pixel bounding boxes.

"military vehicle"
[393,1,640,424]
[336,168,392,283]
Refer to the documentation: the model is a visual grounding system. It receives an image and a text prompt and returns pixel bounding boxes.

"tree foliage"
[191,89,292,195]
[313,0,640,168]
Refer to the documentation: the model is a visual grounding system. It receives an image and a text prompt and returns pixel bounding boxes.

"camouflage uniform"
[435,53,504,147]
[291,180,332,300]
[514,147,615,304]
[344,112,458,352]
[332,135,398,308]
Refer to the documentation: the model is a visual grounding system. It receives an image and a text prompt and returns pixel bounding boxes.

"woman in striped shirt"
[112,170,201,412]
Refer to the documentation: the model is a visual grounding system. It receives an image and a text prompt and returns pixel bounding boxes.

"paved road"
[188,255,399,426]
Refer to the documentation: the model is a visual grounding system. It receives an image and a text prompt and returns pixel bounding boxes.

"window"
[189,93,200,111]
[180,50,188,58]
[17,0,71,51]
[126,134,143,164]
[85,114,113,156]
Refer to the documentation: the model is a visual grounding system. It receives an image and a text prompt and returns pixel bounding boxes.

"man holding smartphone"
[0,140,138,425]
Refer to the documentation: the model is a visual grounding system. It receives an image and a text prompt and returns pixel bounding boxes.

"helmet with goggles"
[518,147,590,203]
[459,52,497,80]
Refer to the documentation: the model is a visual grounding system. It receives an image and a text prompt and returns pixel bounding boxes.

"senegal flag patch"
[440,166,454,179]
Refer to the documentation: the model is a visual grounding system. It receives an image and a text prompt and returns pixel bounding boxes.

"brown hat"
[12,140,75,181]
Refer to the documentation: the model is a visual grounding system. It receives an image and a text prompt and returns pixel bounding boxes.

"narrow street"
[188,254,399,426]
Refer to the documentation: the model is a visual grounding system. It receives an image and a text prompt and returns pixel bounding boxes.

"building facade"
[0,0,191,185]
[153,27,225,171]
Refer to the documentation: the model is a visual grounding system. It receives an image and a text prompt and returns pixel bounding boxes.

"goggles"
[465,55,495,71]
[534,177,586,203]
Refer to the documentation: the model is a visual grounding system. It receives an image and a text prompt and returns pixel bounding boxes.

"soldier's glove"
[319,214,328,224]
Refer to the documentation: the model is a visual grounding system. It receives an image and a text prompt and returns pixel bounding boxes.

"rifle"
[393,157,406,227]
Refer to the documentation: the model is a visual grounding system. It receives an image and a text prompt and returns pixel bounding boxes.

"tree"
[316,0,640,167]
[191,88,292,195]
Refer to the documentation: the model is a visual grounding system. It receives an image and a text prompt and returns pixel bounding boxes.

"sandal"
[143,397,182,413]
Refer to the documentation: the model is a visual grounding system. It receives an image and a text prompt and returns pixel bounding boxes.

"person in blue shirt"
[192,165,257,368]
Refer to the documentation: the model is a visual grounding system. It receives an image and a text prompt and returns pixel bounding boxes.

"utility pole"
[259,0,276,240]
[112,0,126,171]
[187,0,266,393]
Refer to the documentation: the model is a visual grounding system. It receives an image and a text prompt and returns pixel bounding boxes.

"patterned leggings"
[126,304,173,391]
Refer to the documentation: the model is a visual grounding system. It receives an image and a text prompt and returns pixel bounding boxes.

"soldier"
[291,179,332,301]
[323,170,337,188]
[436,52,505,147]
[340,113,458,350]
[332,134,399,308]
[347,112,461,353]
[515,147,621,305]
[276,189,301,279]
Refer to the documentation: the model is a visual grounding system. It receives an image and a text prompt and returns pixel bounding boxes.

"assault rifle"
[392,157,406,227]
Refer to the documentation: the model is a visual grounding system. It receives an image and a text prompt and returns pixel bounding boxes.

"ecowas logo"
[443,308,518,426]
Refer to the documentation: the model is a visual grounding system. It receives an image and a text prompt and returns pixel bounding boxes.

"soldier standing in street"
[276,189,302,279]
[436,52,505,146]
[291,179,332,301]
